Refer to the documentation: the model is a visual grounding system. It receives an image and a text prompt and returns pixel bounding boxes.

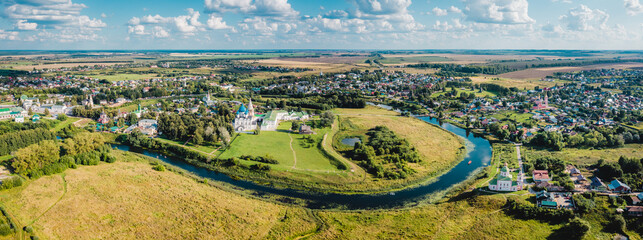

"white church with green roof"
[488,163,524,192]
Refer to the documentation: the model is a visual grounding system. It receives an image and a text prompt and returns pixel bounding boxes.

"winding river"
[113,117,492,210]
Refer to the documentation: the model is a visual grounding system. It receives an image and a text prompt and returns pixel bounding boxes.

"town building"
[590,177,607,191]
[299,124,313,134]
[260,110,309,131]
[608,179,631,193]
[98,111,110,124]
[626,206,643,217]
[532,170,551,182]
[0,107,26,120]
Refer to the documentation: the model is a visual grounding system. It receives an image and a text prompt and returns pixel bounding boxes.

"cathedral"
[234,99,258,132]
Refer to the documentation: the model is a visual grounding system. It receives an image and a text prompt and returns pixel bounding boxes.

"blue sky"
[0,0,641,50]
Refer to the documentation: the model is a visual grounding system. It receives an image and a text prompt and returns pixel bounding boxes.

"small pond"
[341,137,361,147]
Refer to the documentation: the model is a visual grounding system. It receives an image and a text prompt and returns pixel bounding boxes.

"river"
[112,117,492,210]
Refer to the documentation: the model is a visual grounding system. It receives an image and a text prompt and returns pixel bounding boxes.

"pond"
[113,116,492,210]
[341,137,361,147]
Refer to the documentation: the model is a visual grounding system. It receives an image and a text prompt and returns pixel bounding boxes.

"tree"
[193,128,204,145]
[12,140,60,176]
[57,114,68,121]
[291,121,301,132]
[44,108,50,116]
[128,113,138,125]
[618,156,643,173]
[565,217,590,239]
[218,127,231,145]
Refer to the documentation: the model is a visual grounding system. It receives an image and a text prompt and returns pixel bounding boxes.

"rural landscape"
[0,0,643,239]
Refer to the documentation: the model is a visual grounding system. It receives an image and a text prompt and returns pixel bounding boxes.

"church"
[233,99,258,132]
[488,163,523,192]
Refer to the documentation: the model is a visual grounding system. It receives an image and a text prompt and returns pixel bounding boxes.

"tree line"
[0,128,56,155]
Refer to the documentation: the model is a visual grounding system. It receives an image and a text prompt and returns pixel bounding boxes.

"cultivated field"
[498,62,643,80]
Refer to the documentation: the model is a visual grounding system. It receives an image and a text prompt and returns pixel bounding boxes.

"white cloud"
[128,9,207,38]
[15,20,38,30]
[153,26,169,38]
[4,0,105,29]
[560,5,609,31]
[432,7,448,16]
[101,13,107,18]
[128,25,146,35]
[448,6,462,14]
[207,15,230,29]
[624,0,643,15]
[205,0,297,17]
[353,0,411,15]
[0,30,19,40]
[463,0,535,24]
[551,0,572,3]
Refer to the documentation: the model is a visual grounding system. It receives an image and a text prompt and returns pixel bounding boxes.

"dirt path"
[288,134,297,169]
[28,174,67,226]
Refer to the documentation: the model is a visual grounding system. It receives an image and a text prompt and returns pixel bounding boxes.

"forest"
[351,126,420,179]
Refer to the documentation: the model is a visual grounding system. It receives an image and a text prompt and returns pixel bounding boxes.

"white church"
[233,99,258,132]
[488,163,524,192]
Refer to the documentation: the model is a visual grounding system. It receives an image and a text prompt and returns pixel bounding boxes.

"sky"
[0,0,642,50]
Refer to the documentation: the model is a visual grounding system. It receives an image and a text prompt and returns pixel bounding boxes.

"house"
[532,170,551,182]
[536,190,554,201]
[626,206,643,217]
[98,111,109,124]
[631,194,641,205]
[590,177,607,191]
[0,107,26,120]
[608,179,631,193]
[31,114,41,123]
[488,163,523,191]
[540,201,558,209]
[299,124,313,134]
[14,116,24,123]
[568,166,581,176]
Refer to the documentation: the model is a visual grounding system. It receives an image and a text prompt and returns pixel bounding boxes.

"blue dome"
[237,104,248,114]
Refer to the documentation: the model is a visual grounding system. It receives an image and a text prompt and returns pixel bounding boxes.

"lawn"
[219,122,339,172]
[0,151,317,240]
[490,111,534,124]
[0,155,13,162]
[50,117,80,132]
[523,144,643,167]
[155,137,218,154]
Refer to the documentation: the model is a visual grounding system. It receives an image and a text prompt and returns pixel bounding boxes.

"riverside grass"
[0,150,565,240]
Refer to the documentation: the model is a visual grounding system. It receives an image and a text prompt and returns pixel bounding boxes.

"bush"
[23,226,33,233]
[565,217,590,239]
[0,224,12,236]
[152,165,165,172]
[0,176,24,190]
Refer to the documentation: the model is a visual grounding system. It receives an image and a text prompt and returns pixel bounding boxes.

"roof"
[541,201,557,207]
[237,104,247,114]
[627,206,643,212]
[608,179,630,190]
[591,177,605,187]
[532,170,550,180]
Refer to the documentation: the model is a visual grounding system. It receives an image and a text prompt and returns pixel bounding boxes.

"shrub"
[565,217,590,239]
[0,176,24,190]
[23,226,33,233]
[152,165,165,172]
[0,224,12,236]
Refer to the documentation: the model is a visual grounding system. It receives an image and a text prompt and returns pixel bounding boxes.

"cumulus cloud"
[4,0,105,29]
[353,0,411,15]
[463,0,535,24]
[0,30,20,40]
[560,5,609,31]
[448,6,462,14]
[15,20,37,30]
[127,9,207,38]
[207,15,230,29]
[624,0,643,15]
[432,7,447,16]
[205,0,297,17]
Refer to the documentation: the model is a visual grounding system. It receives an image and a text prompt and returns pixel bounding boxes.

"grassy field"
[523,144,643,167]
[82,73,157,82]
[490,111,534,124]
[431,88,497,98]
[0,151,317,240]
[314,195,558,240]
[155,137,219,154]
[220,123,339,172]
[115,99,160,112]
[333,106,464,183]
[50,116,80,132]
[0,149,636,239]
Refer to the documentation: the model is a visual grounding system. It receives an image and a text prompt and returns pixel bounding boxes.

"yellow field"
[0,151,316,239]
[523,144,643,166]
[469,76,565,89]
[334,105,464,179]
